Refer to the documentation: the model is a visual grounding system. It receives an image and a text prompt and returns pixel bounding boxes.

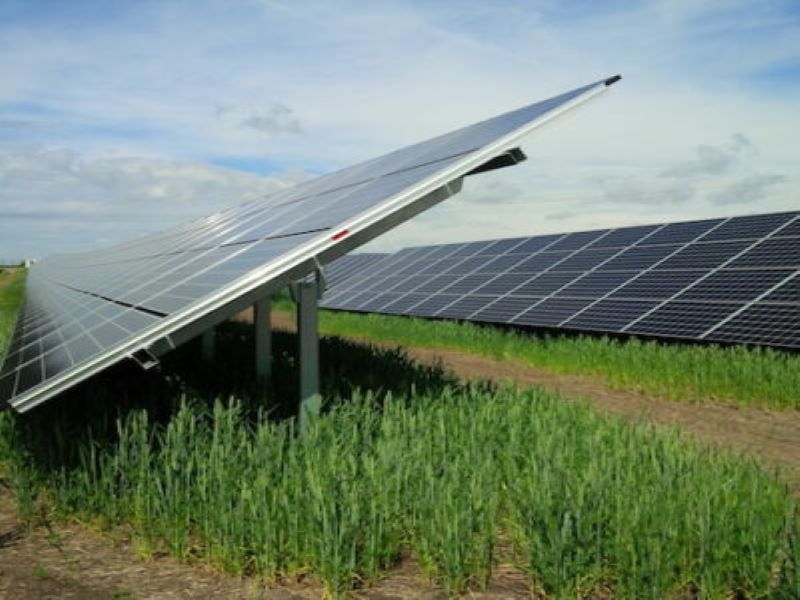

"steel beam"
[296,275,321,432]
[254,297,272,381]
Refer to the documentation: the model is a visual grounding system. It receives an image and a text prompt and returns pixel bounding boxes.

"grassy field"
[1,279,799,598]
[0,268,24,354]
[2,333,799,598]
[302,307,800,410]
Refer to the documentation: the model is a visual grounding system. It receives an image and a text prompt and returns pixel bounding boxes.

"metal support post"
[201,328,215,364]
[296,275,321,432]
[254,296,272,381]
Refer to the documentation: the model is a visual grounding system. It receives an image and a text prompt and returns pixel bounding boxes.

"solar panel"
[324,253,389,288]
[321,210,800,349]
[1,76,621,412]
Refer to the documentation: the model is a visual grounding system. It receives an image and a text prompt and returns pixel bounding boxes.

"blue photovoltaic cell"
[473,296,542,321]
[597,245,682,271]
[764,276,800,303]
[611,270,705,299]
[708,305,800,347]
[644,218,724,245]
[727,238,800,269]
[511,252,571,273]
[676,269,792,302]
[514,298,595,326]
[547,230,609,251]
[4,75,620,411]
[627,301,743,338]
[407,294,459,316]
[438,295,496,319]
[556,271,635,297]
[322,210,800,349]
[700,212,796,242]
[555,248,620,271]
[563,299,659,330]
[513,272,580,296]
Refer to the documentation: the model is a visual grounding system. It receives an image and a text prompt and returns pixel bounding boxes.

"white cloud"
[0,145,298,258]
[0,0,798,260]
[710,173,788,205]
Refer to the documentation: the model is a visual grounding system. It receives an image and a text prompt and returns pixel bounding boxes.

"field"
[1,277,799,598]
[307,308,800,410]
[0,268,24,348]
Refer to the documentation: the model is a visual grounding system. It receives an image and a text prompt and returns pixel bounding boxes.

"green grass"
[0,268,25,357]
[3,382,797,598]
[302,307,800,410]
[1,322,798,598]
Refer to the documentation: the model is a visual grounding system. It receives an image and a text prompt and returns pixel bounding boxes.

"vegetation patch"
[0,322,797,598]
[0,268,25,356]
[306,307,800,410]
[1,278,799,598]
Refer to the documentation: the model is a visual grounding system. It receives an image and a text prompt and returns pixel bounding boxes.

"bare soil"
[2,308,798,599]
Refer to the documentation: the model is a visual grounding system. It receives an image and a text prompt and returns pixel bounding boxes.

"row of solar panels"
[321,210,800,348]
[1,76,619,411]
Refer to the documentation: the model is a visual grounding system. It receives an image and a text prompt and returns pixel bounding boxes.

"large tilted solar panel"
[321,211,800,348]
[1,76,621,412]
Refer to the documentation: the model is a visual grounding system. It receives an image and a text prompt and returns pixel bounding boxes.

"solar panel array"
[322,211,800,348]
[325,254,389,289]
[1,76,618,412]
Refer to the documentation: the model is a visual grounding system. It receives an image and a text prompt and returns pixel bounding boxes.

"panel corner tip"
[604,74,622,87]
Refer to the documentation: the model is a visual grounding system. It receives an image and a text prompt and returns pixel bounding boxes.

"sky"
[1,0,799,262]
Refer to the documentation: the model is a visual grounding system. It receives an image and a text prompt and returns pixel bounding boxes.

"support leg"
[254,297,272,381]
[297,278,320,432]
[201,328,215,364]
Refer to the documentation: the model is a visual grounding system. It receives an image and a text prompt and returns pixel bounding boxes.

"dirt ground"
[1,309,798,599]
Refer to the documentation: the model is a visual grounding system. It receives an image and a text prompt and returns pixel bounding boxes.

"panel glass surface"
[321,211,800,349]
[2,77,616,411]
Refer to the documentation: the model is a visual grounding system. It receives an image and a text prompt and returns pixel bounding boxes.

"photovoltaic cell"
[2,76,619,412]
[611,270,705,299]
[676,270,792,302]
[515,298,595,326]
[710,305,800,347]
[438,295,497,319]
[627,302,743,339]
[563,299,659,330]
[322,210,800,349]
[764,276,800,303]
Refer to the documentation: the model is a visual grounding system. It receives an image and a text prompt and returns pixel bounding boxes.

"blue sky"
[1,0,798,261]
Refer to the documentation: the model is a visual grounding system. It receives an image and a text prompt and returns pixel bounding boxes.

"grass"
[0,268,25,355]
[3,383,799,598]
[303,306,800,410]
[1,278,799,597]
[0,322,798,598]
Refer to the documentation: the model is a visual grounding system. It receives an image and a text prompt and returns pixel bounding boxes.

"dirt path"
[267,310,800,490]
